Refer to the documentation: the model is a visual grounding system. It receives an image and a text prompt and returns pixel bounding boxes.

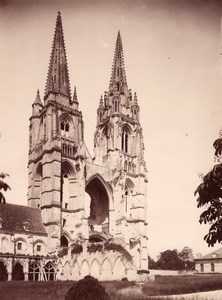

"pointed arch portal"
[85,176,109,237]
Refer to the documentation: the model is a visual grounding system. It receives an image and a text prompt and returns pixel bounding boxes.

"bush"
[58,247,68,258]
[104,242,132,261]
[65,275,109,300]
[87,243,103,253]
[71,244,83,255]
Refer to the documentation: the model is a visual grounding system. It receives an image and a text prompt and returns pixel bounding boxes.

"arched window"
[61,120,70,137]
[12,263,24,281]
[122,126,131,153]
[125,190,128,213]
[44,262,56,281]
[114,98,119,112]
[29,262,40,281]
[61,235,68,247]
[35,163,42,208]
[0,261,8,281]
[211,263,215,272]
[61,161,75,209]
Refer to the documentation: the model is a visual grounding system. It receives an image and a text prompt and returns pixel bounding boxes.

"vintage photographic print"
[0,0,221,299]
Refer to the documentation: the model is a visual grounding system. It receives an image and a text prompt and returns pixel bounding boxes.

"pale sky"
[0,0,221,259]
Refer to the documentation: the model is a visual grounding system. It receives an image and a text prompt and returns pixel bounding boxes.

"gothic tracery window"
[61,119,69,137]
[44,262,56,281]
[29,262,40,281]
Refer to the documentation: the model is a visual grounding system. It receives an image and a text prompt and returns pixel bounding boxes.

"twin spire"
[44,13,127,102]
[109,30,127,92]
[44,12,71,100]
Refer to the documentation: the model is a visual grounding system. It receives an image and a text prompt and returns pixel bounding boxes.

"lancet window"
[61,119,70,137]
[122,126,131,153]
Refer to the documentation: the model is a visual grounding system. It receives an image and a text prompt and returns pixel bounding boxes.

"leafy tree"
[155,249,185,270]
[0,172,10,204]
[148,255,156,269]
[178,247,195,270]
[178,247,194,261]
[195,135,222,246]
[65,275,109,300]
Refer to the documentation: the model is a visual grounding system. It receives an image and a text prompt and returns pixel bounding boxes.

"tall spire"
[109,31,127,92]
[44,12,71,100]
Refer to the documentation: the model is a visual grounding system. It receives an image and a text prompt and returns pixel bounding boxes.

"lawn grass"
[142,274,222,296]
[0,275,222,300]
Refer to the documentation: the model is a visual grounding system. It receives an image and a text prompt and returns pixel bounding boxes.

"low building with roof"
[195,248,222,273]
[0,203,48,280]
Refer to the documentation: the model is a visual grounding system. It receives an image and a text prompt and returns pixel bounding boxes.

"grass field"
[0,275,222,300]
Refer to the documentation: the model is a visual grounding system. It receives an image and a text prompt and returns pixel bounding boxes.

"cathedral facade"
[0,12,148,281]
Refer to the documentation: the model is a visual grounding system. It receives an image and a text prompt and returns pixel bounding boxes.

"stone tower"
[28,13,148,271]
[28,12,86,251]
[91,31,148,269]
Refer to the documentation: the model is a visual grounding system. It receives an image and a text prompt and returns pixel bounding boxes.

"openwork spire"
[109,31,127,92]
[44,12,71,100]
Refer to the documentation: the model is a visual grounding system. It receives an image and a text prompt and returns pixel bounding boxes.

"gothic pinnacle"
[134,92,138,105]
[99,95,104,108]
[34,89,42,105]
[73,86,78,103]
[44,12,71,100]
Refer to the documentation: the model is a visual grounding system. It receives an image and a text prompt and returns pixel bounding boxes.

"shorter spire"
[33,89,42,105]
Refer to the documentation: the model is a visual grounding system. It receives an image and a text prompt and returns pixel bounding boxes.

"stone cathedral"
[0,12,148,281]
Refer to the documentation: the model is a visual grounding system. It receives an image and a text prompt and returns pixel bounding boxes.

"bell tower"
[93,31,148,269]
[28,12,86,250]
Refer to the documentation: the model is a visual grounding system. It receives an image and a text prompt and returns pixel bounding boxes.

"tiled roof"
[0,203,47,236]
[195,248,222,260]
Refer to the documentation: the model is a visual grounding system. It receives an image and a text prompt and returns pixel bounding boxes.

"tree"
[148,255,156,269]
[178,247,195,270]
[155,249,185,270]
[65,275,109,300]
[195,135,222,246]
[0,173,10,204]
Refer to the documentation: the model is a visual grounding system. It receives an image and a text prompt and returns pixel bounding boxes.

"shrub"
[58,247,68,258]
[104,242,132,261]
[71,243,83,255]
[65,275,109,300]
[87,243,103,253]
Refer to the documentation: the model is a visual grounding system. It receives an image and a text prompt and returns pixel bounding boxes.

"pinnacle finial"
[134,92,138,104]
[73,86,78,103]
[99,95,103,108]
[34,89,42,105]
